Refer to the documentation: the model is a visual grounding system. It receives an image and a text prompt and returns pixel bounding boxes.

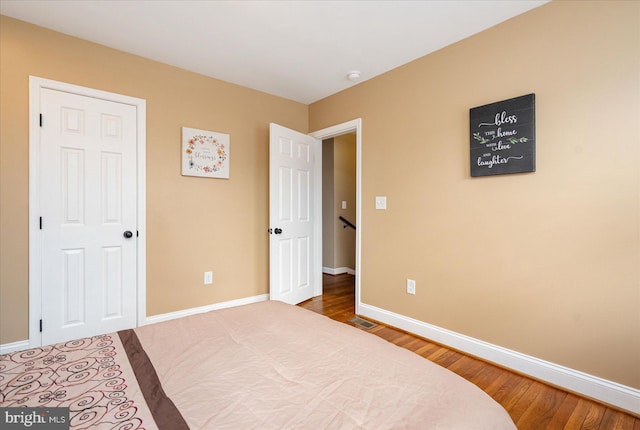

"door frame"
[310,119,362,314]
[28,76,147,348]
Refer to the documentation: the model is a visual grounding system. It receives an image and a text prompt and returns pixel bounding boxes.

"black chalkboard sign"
[470,94,536,177]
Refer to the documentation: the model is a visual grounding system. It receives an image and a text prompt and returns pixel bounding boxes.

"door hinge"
[39,319,43,332]
[39,114,43,127]
[39,217,43,230]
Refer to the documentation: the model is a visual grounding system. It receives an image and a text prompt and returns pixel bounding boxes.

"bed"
[1,301,516,429]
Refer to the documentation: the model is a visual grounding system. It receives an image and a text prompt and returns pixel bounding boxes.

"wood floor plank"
[389,332,419,349]
[490,371,534,413]
[465,362,507,391]
[510,381,547,424]
[369,326,406,343]
[298,274,639,430]
[445,355,483,378]
[412,342,443,359]
[400,337,429,353]
[599,408,637,430]
[424,345,453,362]
[580,399,607,429]
[516,382,567,429]
[483,370,515,398]
[564,399,590,429]
[545,393,581,430]
[431,348,464,368]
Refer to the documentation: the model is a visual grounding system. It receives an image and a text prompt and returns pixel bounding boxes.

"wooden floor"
[298,274,639,430]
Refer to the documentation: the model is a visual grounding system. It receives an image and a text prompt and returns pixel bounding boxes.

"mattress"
[1,301,516,429]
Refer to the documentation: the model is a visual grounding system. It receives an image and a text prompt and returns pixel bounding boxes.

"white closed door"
[40,88,138,345]
[269,123,321,305]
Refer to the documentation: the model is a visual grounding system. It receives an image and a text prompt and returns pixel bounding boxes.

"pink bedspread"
[135,301,516,429]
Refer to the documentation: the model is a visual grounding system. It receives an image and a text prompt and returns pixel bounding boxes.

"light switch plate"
[204,271,213,285]
[407,279,416,295]
[375,196,387,210]
[342,201,347,209]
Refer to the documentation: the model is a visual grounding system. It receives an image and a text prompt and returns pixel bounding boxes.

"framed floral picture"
[181,127,230,179]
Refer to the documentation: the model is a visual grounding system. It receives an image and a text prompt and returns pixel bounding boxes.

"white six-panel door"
[269,123,321,305]
[39,88,138,345]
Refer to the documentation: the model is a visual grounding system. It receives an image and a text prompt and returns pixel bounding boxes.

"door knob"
[123,230,133,239]
[274,228,283,235]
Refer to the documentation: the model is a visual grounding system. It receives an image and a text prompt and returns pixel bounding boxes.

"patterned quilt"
[1,333,158,429]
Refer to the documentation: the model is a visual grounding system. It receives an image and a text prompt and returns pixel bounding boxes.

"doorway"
[310,119,362,314]
[29,77,147,348]
[322,134,357,276]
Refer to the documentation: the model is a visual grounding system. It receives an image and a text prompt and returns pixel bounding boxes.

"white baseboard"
[143,294,269,325]
[322,266,355,275]
[0,339,30,355]
[358,302,640,415]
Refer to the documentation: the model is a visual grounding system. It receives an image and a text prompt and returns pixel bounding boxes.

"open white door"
[269,123,322,304]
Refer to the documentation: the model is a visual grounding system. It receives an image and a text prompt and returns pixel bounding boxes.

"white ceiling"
[1,0,548,104]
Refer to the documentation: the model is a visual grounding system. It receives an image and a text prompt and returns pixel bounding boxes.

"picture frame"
[469,94,536,177]
[181,127,230,179]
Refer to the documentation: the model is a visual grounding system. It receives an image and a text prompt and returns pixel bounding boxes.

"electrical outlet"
[406,279,416,295]
[204,271,213,285]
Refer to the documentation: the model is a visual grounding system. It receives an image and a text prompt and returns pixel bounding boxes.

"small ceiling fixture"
[347,71,361,82]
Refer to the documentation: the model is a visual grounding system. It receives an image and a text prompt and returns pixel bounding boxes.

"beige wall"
[0,16,308,344]
[310,1,640,388]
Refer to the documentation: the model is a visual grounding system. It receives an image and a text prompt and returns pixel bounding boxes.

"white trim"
[28,76,147,349]
[313,135,323,299]
[322,266,355,275]
[359,302,640,415]
[0,340,31,355]
[135,97,147,328]
[28,77,43,351]
[143,294,269,325]
[310,119,362,314]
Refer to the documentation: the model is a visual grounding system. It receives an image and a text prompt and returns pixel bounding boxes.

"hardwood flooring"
[298,274,639,430]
